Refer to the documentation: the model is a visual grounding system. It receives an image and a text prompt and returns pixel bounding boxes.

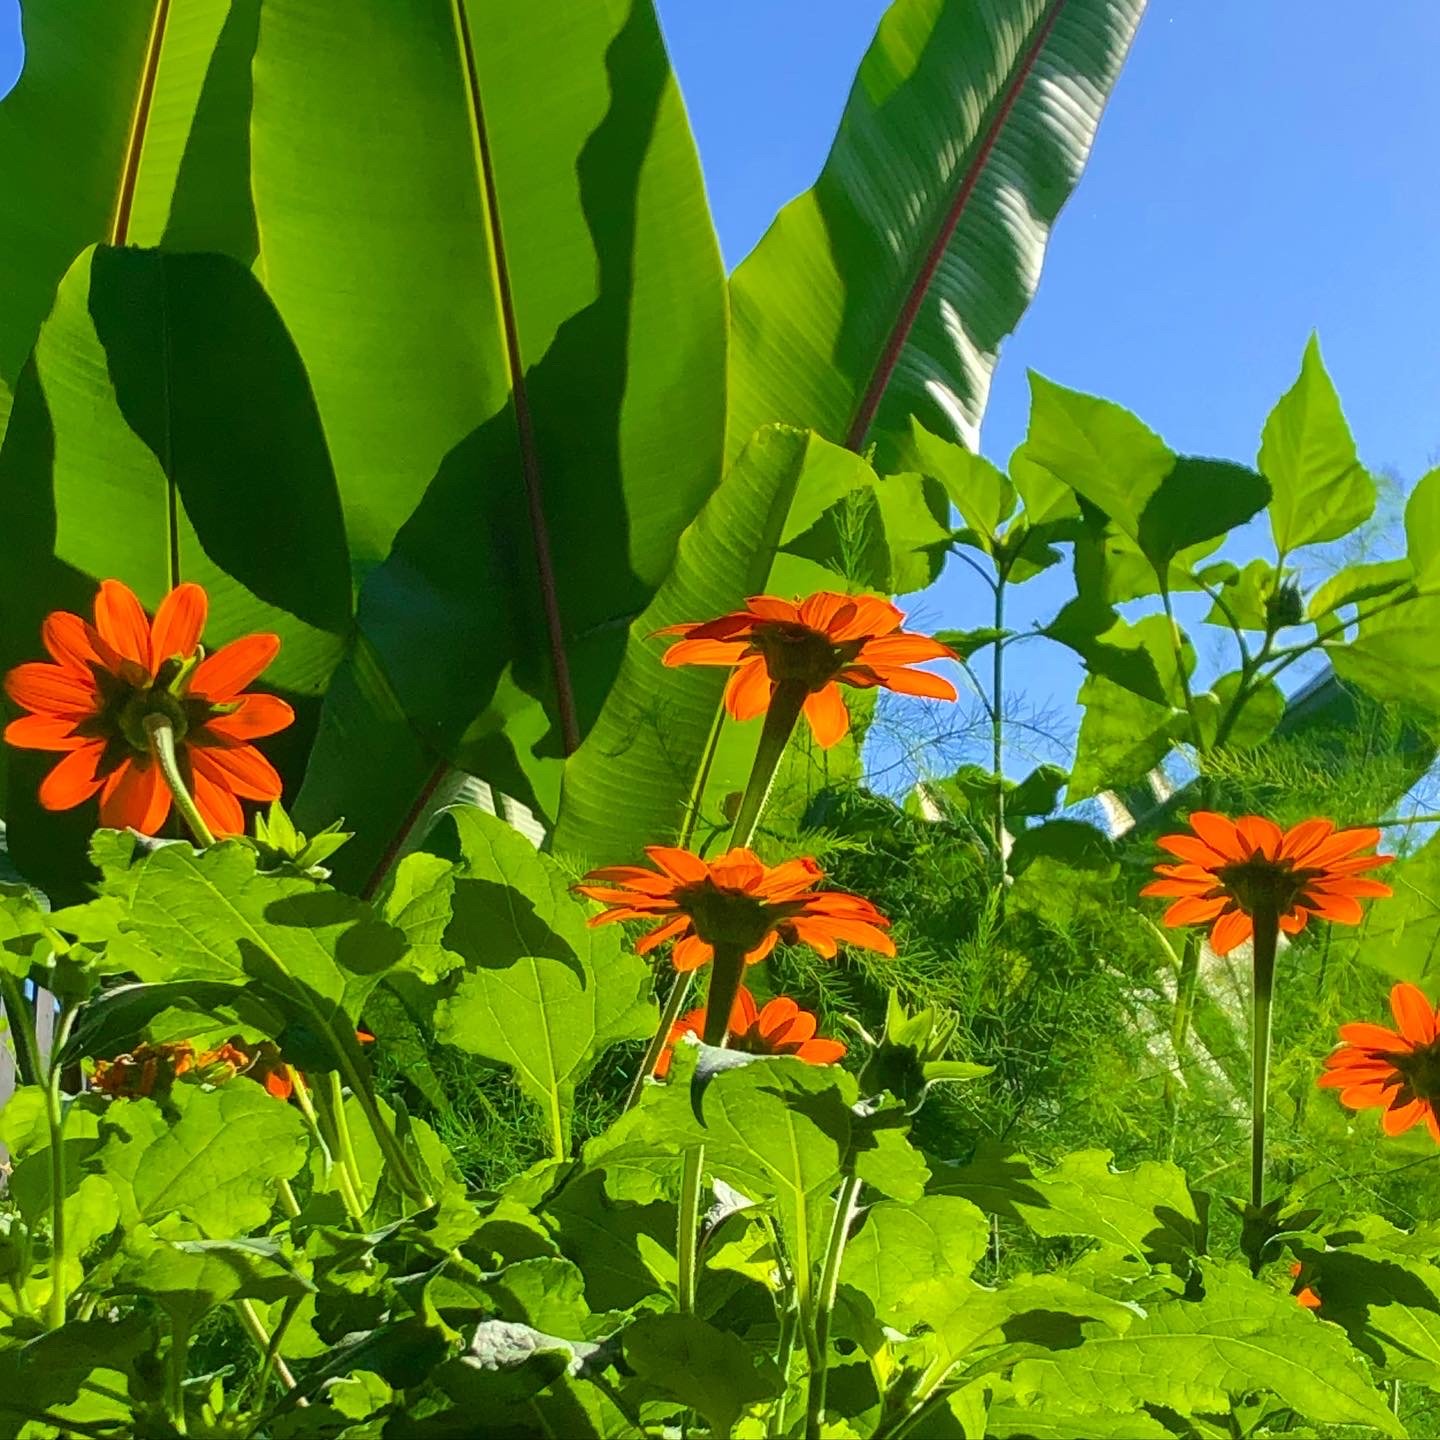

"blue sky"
[4,1,1437,784]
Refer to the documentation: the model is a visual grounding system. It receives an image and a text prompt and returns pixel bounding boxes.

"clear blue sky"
[4,1,1437,783]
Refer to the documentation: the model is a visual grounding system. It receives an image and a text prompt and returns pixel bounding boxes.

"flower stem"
[991,584,1007,872]
[320,1071,368,1213]
[805,1173,861,1439]
[236,1296,303,1402]
[43,1002,78,1331]
[291,1069,364,1223]
[624,970,693,1113]
[144,714,215,848]
[1250,902,1280,1211]
[676,1144,704,1316]
[0,971,42,1089]
[729,679,808,851]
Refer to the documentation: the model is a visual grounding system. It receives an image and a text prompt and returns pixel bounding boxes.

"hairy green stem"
[806,1174,862,1439]
[292,1070,364,1222]
[676,1144,704,1317]
[144,714,215,848]
[0,970,42,1089]
[1164,931,1202,1160]
[729,679,808,851]
[991,585,1007,872]
[624,970,694,1113]
[167,1321,191,1435]
[320,1072,368,1212]
[1250,902,1280,1213]
[238,1295,303,1402]
[277,1176,302,1220]
[43,1003,78,1330]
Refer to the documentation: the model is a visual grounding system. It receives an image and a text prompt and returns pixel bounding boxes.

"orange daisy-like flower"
[575,845,895,971]
[658,592,957,748]
[1318,982,1440,1143]
[653,985,846,1078]
[4,579,293,837]
[1140,812,1392,955]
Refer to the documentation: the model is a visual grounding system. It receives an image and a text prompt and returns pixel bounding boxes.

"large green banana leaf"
[0,245,352,895]
[553,0,1148,866]
[728,0,1147,463]
[288,0,727,890]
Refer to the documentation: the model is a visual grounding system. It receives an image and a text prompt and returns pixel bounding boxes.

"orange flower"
[1318,982,1440,1142]
[653,985,846,1078]
[1140,812,1392,955]
[1288,1261,1321,1310]
[4,579,293,837]
[658,592,957,748]
[91,1041,197,1099]
[575,845,895,970]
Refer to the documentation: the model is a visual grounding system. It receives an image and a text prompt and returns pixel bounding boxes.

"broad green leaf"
[103,842,405,1079]
[1202,557,1278,631]
[841,1194,990,1325]
[116,1223,313,1335]
[1260,335,1376,554]
[895,417,1015,550]
[623,1314,779,1434]
[1013,376,1173,546]
[1011,1261,1403,1435]
[727,0,1146,459]
[1007,821,1116,880]
[553,426,875,864]
[432,808,655,1152]
[1329,470,1440,719]
[1307,559,1414,621]
[94,1081,309,1237]
[1046,606,1193,709]
[1135,458,1270,571]
[987,1401,1175,1439]
[0,244,352,894]
[1195,672,1285,752]
[1067,673,1175,803]
[542,1171,672,1313]
[288,0,726,887]
[0,1321,149,1432]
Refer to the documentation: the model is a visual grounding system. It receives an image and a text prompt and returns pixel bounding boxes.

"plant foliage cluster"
[3,2,1440,1438]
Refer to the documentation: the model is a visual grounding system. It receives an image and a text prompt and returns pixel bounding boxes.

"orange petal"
[724,657,773,722]
[662,637,748,668]
[5,714,87,751]
[150,583,208,668]
[802,683,850,749]
[1208,908,1253,955]
[643,846,708,883]
[797,592,857,636]
[864,665,959,702]
[634,915,691,955]
[98,757,172,835]
[1187,812,1244,861]
[1141,878,1215,899]
[1390,983,1438,1045]
[1280,817,1336,863]
[671,933,714,973]
[1304,827,1383,868]
[852,633,958,665]
[1236,816,1284,860]
[94,579,153,670]
[1162,895,1227,927]
[37,742,108,810]
[5,662,97,717]
[190,762,245,838]
[188,633,281,702]
[1338,1080,1401,1108]
[42,611,120,675]
[744,596,802,624]
[201,694,295,742]
[189,742,282,802]
[743,931,779,965]
[828,594,904,642]
[265,1069,295,1101]
[1306,892,1364,926]
[1383,1097,1428,1136]
[1337,1021,1410,1051]
[731,986,759,1032]
[1155,833,1228,868]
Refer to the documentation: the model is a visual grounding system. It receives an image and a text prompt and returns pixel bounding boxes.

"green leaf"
[727,0,1145,459]
[433,808,655,1152]
[0,244,353,894]
[116,1222,313,1334]
[1135,457,1270,571]
[1011,1261,1403,1435]
[1195,671,1286,751]
[553,426,874,864]
[1046,606,1192,709]
[102,842,404,1079]
[1202,557,1278,631]
[1307,559,1415,621]
[931,1146,1204,1268]
[1337,832,1440,988]
[895,417,1015,551]
[623,1314,778,1435]
[95,1080,309,1237]
[1260,334,1376,553]
[1008,821,1116,880]
[289,0,726,887]
[1067,676,1175,803]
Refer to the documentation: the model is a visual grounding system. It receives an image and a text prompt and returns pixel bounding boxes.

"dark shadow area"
[262,890,407,978]
[446,876,583,982]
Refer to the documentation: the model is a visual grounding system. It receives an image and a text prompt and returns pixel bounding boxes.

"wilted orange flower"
[1141,812,1392,955]
[1318,982,1440,1142]
[654,985,846,1078]
[4,579,292,837]
[575,845,894,971]
[658,592,957,748]
[1289,1261,1321,1310]
[92,1038,252,1099]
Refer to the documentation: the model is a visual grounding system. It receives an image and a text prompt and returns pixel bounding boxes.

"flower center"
[1216,856,1311,916]
[115,683,190,753]
[753,623,859,689]
[1390,1042,1440,1104]
[676,880,778,951]
[96,654,205,754]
